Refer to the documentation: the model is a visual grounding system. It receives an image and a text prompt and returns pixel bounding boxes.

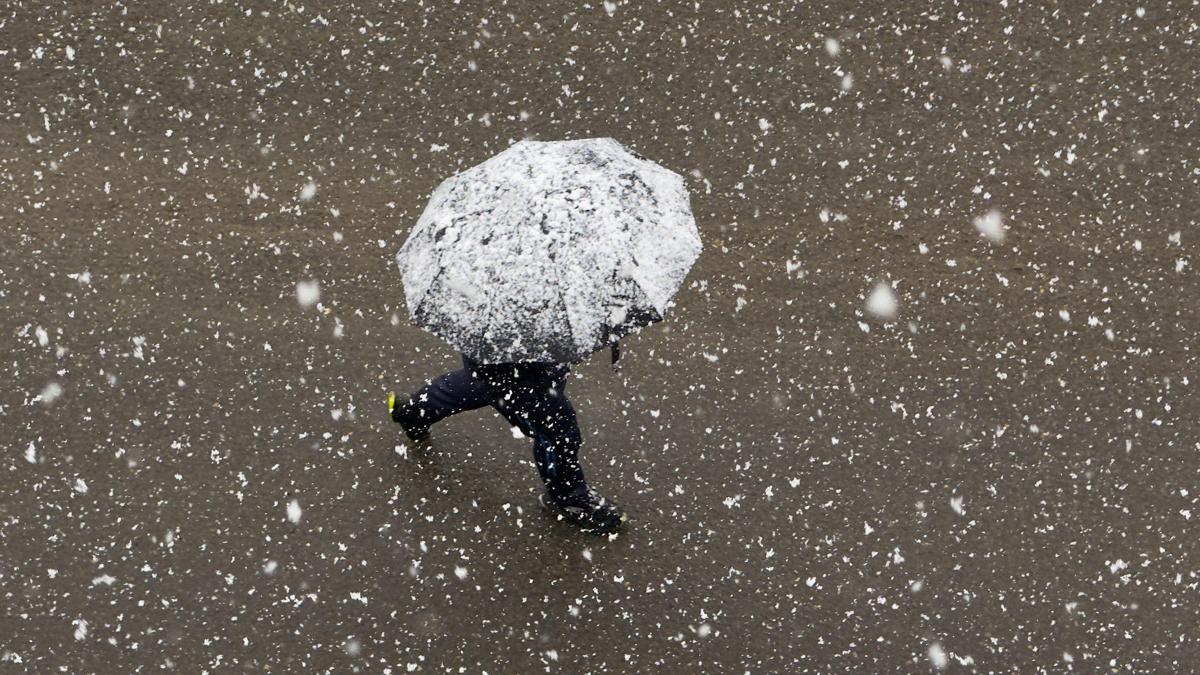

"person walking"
[390,355,625,534]
[391,138,701,536]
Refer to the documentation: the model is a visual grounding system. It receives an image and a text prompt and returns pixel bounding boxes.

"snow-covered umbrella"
[396,137,701,364]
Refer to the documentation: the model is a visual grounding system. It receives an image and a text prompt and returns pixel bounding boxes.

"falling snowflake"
[973,210,1006,243]
[296,280,321,308]
[866,282,898,319]
[287,500,303,524]
[36,382,63,406]
[928,642,948,670]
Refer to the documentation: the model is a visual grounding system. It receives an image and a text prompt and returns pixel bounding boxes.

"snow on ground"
[1,1,1196,672]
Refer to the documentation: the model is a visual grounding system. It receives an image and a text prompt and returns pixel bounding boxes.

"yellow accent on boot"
[387,391,396,413]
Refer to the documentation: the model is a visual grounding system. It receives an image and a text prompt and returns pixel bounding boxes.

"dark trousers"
[395,355,587,499]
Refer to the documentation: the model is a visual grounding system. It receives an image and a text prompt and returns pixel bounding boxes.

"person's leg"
[393,359,496,438]
[502,386,624,533]
[495,386,588,500]
[485,364,625,533]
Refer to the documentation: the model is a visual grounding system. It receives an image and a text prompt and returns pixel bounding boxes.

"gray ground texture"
[1,1,1198,672]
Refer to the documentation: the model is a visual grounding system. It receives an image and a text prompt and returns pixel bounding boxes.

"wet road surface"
[2,1,1197,671]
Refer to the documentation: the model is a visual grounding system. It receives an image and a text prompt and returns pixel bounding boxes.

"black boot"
[530,434,624,533]
[541,488,627,535]
[388,392,430,442]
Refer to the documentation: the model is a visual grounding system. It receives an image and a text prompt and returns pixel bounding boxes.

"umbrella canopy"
[397,138,701,364]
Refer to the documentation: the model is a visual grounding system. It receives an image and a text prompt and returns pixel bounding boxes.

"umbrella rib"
[410,264,445,320]
[406,212,462,319]
[626,253,662,314]
[551,281,581,361]
[545,237,584,361]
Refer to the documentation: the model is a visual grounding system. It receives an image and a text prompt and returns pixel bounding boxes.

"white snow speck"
[454,566,469,580]
[287,499,303,524]
[758,118,771,132]
[296,280,321,308]
[299,181,317,202]
[824,37,840,56]
[36,382,63,406]
[866,282,898,319]
[972,210,1006,243]
[73,618,88,641]
[928,642,948,670]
